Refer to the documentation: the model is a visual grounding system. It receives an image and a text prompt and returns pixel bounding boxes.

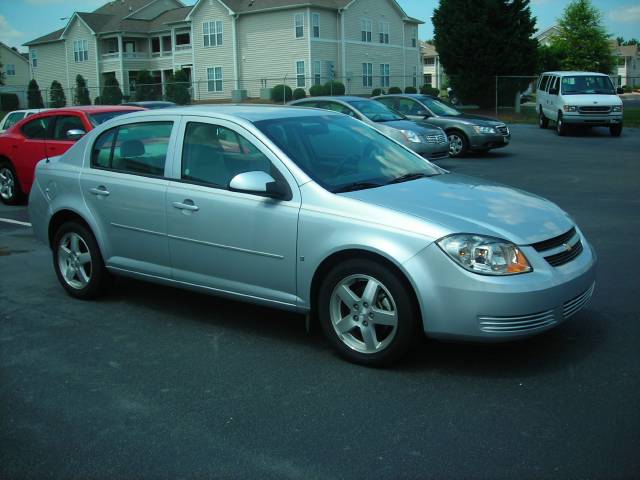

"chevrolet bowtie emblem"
[563,243,573,252]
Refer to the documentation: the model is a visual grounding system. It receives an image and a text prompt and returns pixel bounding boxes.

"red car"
[0,106,143,204]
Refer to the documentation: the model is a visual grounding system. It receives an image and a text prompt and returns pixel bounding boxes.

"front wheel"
[447,131,469,157]
[539,109,549,129]
[556,112,567,136]
[53,222,109,300]
[0,161,26,205]
[318,259,418,366]
[610,124,623,137]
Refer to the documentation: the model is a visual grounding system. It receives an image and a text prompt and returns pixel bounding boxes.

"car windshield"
[561,75,615,95]
[89,110,137,126]
[254,115,442,192]
[347,100,404,122]
[419,97,462,116]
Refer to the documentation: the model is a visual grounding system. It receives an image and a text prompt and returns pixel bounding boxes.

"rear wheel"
[556,112,567,136]
[53,222,109,300]
[318,258,418,367]
[0,161,25,205]
[539,109,549,129]
[447,131,469,157]
[610,124,623,137]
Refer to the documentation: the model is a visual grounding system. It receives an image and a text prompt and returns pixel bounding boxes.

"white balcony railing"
[175,44,192,51]
[101,52,119,60]
[123,52,149,59]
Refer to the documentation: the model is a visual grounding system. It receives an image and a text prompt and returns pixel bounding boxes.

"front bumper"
[410,142,450,160]
[469,133,511,150]
[403,229,597,341]
[563,113,622,126]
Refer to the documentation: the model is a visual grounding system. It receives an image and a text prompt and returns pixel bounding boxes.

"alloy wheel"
[329,274,398,354]
[0,167,15,201]
[57,232,93,290]
[448,134,464,156]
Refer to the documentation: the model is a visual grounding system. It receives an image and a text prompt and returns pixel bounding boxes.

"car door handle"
[172,201,199,211]
[90,186,110,196]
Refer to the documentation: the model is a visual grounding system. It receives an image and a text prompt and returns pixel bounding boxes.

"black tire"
[318,258,418,367]
[52,222,109,300]
[556,112,567,136]
[447,130,469,157]
[539,109,549,129]
[610,124,623,137]
[0,160,26,205]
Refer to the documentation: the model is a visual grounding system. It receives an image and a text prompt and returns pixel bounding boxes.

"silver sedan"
[29,106,596,366]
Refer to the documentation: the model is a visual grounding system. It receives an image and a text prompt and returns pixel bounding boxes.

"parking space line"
[0,218,32,227]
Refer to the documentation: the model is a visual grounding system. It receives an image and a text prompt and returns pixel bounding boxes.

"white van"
[0,109,50,133]
[536,71,623,136]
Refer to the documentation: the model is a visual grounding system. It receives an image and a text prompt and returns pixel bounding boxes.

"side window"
[549,76,559,93]
[3,112,26,129]
[91,122,173,176]
[397,98,422,115]
[52,115,86,141]
[323,102,357,117]
[181,122,276,190]
[21,117,52,139]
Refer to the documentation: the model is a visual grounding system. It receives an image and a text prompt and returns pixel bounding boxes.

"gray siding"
[30,42,68,103]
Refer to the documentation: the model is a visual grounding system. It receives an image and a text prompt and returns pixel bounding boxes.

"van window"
[538,75,549,91]
[548,77,559,94]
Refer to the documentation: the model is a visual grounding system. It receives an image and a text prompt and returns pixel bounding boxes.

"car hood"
[379,119,443,134]
[340,173,573,245]
[439,114,504,127]
[560,94,622,106]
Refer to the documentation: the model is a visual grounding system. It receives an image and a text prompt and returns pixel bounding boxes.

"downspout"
[307,8,312,89]
[94,33,101,97]
[340,9,346,81]
[232,14,239,90]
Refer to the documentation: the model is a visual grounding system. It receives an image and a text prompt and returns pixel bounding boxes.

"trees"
[0,62,4,86]
[433,0,537,108]
[27,79,44,108]
[49,80,67,107]
[165,69,191,105]
[134,70,158,101]
[101,75,123,105]
[550,0,614,74]
[74,74,91,105]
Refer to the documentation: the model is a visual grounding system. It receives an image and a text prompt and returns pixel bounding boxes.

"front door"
[47,114,90,158]
[79,119,177,277]
[166,117,300,307]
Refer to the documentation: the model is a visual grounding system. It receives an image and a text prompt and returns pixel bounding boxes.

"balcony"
[175,44,192,52]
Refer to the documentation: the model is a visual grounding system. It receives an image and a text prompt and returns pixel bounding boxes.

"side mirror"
[548,88,558,95]
[229,171,290,200]
[67,129,86,141]
[416,109,430,117]
[616,87,624,94]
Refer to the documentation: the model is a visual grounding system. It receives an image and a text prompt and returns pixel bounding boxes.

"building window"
[6,64,16,76]
[313,60,321,86]
[424,57,435,66]
[379,22,389,44]
[361,19,372,43]
[31,49,37,68]
[413,65,418,88]
[203,20,223,47]
[296,60,305,87]
[379,64,389,87]
[295,13,304,38]
[73,39,89,62]
[424,74,432,86]
[207,66,223,92]
[411,27,417,47]
[311,13,320,38]
[362,62,372,87]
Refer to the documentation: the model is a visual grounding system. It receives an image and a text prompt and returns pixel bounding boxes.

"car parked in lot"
[0,108,50,133]
[0,105,143,204]
[29,105,596,366]
[374,94,511,157]
[536,71,624,136]
[288,96,450,160]
[122,101,177,109]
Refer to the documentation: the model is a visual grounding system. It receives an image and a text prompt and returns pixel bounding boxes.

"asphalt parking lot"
[1,124,639,479]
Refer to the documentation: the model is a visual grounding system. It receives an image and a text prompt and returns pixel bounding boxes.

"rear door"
[13,115,53,192]
[80,119,178,277]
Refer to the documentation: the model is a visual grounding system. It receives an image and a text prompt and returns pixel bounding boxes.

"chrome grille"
[424,134,447,144]
[532,228,576,252]
[545,240,583,267]
[495,124,509,136]
[531,227,583,267]
[579,106,611,114]
[478,310,556,333]
[563,283,595,319]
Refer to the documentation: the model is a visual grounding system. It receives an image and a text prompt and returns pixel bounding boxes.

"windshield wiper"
[332,181,382,193]
[386,172,437,185]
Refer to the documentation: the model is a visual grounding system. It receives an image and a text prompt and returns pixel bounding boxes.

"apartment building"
[420,41,445,89]
[23,0,423,101]
[614,43,639,88]
[0,42,30,107]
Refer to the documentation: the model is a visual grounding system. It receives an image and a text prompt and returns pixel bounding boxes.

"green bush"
[135,70,158,101]
[49,80,66,107]
[94,96,102,105]
[622,85,633,93]
[271,84,293,103]
[293,88,306,100]
[371,88,382,97]
[309,84,324,96]
[420,84,440,97]
[165,69,191,105]
[323,80,345,95]
[0,93,19,111]
[74,75,91,105]
[101,75,123,105]
[27,79,44,108]
[388,86,402,94]
[404,86,417,94]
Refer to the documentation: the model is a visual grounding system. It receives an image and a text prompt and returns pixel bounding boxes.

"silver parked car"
[374,94,511,157]
[29,106,596,366]
[288,96,450,160]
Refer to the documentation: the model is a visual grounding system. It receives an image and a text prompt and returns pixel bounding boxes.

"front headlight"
[437,234,532,275]
[472,125,496,134]
[399,129,422,143]
[563,105,578,112]
[612,105,623,113]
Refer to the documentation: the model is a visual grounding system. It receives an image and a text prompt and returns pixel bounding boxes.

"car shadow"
[106,277,605,376]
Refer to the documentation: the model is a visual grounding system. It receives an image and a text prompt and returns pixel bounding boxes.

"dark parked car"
[122,101,176,109]
[289,96,449,160]
[374,94,511,157]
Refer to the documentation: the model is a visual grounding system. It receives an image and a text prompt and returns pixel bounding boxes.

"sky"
[1,0,639,52]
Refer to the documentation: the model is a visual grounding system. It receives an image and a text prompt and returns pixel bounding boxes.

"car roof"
[294,96,372,103]
[108,104,343,123]
[123,101,175,106]
[541,71,609,76]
